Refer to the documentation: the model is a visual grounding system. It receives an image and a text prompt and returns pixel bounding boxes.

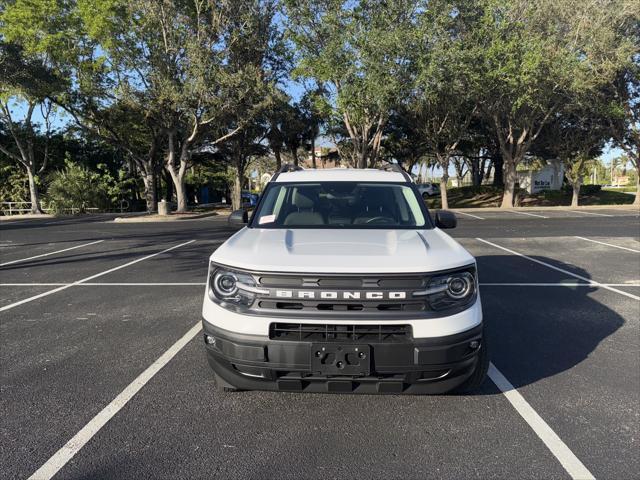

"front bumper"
[203,321,483,394]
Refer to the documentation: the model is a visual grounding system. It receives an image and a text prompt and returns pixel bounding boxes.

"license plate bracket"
[310,344,371,376]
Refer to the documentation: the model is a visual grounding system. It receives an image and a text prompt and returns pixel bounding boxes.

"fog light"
[469,340,480,350]
[205,335,216,345]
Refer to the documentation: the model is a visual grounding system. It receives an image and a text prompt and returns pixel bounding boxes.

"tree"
[537,105,609,206]
[411,1,478,209]
[285,0,416,168]
[75,0,279,212]
[0,0,164,212]
[299,88,326,168]
[214,121,269,209]
[473,0,637,208]
[609,68,640,205]
[107,0,277,212]
[280,101,308,166]
[0,42,64,213]
[382,106,429,175]
[265,92,288,171]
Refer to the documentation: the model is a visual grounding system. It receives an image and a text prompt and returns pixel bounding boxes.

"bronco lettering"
[272,290,407,300]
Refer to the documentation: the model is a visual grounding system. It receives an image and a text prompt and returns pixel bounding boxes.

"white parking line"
[0,283,207,286]
[0,240,105,267]
[488,363,595,480]
[453,211,485,220]
[570,210,613,217]
[476,238,640,301]
[27,321,203,480]
[480,282,640,287]
[0,240,196,312]
[509,210,549,219]
[574,236,640,253]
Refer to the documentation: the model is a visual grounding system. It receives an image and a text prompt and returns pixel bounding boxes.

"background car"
[416,182,441,198]
[241,192,259,208]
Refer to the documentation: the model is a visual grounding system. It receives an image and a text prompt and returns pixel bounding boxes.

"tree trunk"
[154,172,160,205]
[571,182,581,207]
[311,137,316,169]
[142,170,158,213]
[165,132,189,213]
[471,158,480,187]
[633,161,640,206]
[274,147,282,170]
[500,159,517,208]
[485,161,493,184]
[440,174,449,210]
[231,172,242,210]
[165,162,188,212]
[164,169,173,202]
[171,174,187,212]
[291,147,299,167]
[358,149,367,169]
[492,152,504,187]
[26,167,43,214]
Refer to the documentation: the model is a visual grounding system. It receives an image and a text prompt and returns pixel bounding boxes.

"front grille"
[251,273,429,318]
[269,323,413,342]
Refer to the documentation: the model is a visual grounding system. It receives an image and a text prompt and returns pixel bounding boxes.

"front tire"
[454,332,489,394]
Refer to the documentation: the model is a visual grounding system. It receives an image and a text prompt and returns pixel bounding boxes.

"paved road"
[1,207,639,479]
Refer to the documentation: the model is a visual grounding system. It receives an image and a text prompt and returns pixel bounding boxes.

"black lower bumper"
[202,321,483,394]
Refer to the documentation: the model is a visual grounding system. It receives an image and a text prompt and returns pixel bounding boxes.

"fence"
[0,202,99,216]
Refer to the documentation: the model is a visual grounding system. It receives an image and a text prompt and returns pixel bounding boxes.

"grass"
[424,185,636,209]
[602,186,638,193]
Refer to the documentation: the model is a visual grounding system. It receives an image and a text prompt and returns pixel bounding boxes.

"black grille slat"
[258,300,425,312]
[269,323,412,343]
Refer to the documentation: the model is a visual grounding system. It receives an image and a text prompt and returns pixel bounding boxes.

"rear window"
[251,182,429,229]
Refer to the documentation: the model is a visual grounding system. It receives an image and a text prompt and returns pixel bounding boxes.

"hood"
[210,228,474,274]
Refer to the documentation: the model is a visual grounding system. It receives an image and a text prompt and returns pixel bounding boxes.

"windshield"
[250,182,430,229]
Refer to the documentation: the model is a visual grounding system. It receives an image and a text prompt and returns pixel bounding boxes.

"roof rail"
[379,162,413,183]
[270,163,304,182]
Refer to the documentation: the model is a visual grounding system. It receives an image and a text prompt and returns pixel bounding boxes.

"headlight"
[208,264,266,308]
[212,271,240,297]
[414,268,477,311]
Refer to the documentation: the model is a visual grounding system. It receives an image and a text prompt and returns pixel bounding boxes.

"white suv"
[202,165,488,394]
[416,182,440,198]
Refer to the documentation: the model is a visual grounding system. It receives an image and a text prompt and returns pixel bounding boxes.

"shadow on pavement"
[477,255,625,390]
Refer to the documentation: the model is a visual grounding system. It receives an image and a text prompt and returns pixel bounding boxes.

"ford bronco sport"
[202,164,488,394]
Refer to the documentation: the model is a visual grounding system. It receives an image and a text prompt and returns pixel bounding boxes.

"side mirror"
[434,210,457,229]
[228,209,248,225]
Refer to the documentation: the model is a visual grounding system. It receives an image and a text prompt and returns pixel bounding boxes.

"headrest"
[292,189,316,209]
[361,188,391,210]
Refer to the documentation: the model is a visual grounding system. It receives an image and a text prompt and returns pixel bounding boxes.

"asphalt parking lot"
[1,207,639,480]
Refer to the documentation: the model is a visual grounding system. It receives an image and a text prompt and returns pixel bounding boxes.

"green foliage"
[186,165,229,193]
[285,0,417,166]
[572,184,602,195]
[44,158,129,212]
[2,0,638,211]
[0,161,29,202]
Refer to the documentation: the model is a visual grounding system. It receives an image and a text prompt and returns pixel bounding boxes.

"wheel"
[454,331,489,394]
[214,372,242,393]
